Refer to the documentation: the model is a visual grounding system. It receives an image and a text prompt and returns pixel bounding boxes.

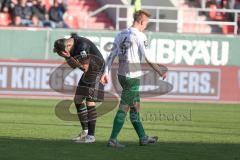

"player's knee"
[87,105,97,121]
[86,101,96,106]
[115,108,127,123]
[119,104,130,113]
[131,102,140,112]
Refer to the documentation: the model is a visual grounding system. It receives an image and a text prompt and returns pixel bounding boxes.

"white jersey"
[105,27,149,78]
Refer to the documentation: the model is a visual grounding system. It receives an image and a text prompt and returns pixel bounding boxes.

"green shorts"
[118,75,140,106]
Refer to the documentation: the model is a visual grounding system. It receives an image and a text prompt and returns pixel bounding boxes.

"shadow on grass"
[0,137,239,160]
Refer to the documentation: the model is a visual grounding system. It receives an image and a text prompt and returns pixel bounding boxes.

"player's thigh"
[119,104,130,113]
[118,75,140,106]
[74,78,88,104]
[130,102,140,112]
[77,73,104,103]
[74,91,85,105]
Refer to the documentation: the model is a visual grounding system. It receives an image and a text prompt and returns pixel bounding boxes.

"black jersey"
[69,36,105,73]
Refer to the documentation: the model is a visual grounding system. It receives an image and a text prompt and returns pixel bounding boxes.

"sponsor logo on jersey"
[80,50,88,58]
[144,40,149,49]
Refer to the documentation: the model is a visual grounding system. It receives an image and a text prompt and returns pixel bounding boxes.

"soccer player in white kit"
[100,10,166,147]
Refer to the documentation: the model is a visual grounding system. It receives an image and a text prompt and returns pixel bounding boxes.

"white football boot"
[72,130,88,141]
[75,135,96,143]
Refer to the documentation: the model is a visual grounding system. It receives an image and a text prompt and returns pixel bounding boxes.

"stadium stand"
[0,0,239,34]
[65,0,114,29]
[0,12,11,26]
[181,0,237,34]
[0,0,114,29]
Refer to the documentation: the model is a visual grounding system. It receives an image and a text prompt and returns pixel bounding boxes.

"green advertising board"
[0,28,239,66]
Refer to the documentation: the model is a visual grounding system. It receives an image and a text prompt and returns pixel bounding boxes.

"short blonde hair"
[133,10,151,22]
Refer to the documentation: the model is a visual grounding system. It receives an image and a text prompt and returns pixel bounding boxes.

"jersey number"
[120,37,132,55]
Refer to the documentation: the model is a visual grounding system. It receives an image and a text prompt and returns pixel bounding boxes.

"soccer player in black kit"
[53,34,105,143]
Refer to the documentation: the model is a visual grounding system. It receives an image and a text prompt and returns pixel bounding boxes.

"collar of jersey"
[129,27,140,33]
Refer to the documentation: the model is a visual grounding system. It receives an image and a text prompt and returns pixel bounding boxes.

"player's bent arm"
[100,47,118,85]
[100,52,117,85]
[104,36,119,76]
[105,52,117,74]
[138,35,167,79]
[145,58,167,79]
[101,36,119,84]
[65,57,86,71]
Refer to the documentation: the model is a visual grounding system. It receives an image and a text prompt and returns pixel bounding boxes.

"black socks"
[87,106,97,136]
[75,104,88,130]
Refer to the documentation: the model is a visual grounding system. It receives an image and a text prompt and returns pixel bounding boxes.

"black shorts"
[75,71,104,102]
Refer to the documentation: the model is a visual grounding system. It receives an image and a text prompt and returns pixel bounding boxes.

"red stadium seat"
[0,13,11,26]
[42,0,51,11]
[222,25,234,34]
[64,14,79,29]
[65,0,114,30]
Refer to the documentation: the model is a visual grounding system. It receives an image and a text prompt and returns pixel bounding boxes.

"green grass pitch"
[0,98,239,160]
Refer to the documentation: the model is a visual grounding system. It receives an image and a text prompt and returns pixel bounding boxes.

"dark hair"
[53,38,65,53]
[133,10,151,22]
[71,32,78,38]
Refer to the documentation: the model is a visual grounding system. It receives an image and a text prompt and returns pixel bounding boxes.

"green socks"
[130,111,146,138]
[110,110,126,139]
[110,109,146,139]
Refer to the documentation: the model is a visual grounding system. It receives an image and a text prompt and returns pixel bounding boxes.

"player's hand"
[100,74,109,85]
[161,73,167,80]
[58,51,70,58]
[157,64,167,80]
[65,57,88,72]
[81,63,89,72]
